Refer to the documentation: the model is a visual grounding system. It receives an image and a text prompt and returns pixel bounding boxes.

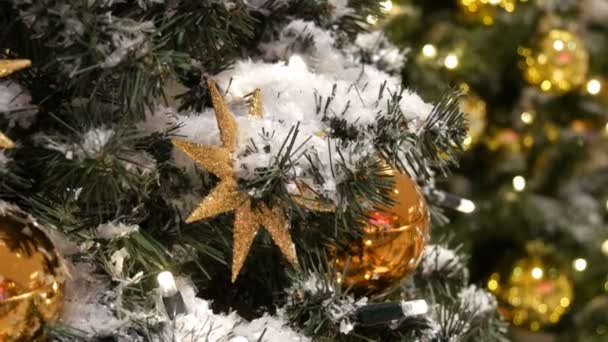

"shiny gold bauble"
[335,168,430,292]
[0,203,65,341]
[459,86,487,151]
[457,0,517,25]
[520,29,589,93]
[487,242,573,331]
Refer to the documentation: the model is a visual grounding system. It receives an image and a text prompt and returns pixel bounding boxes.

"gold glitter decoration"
[487,241,573,331]
[173,80,298,282]
[248,88,264,119]
[520,29,589,93]
[0,203,65,341]
[0,59,31,149]
[0,133,15,149]
[335,167,430,293]
[457,0,517,25]
[0,59,31,78]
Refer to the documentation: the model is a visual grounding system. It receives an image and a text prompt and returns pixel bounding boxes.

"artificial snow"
[0,80,37,128]
[158,23,433,203]
[96,222,140,240]
[457,285,497,315]
[419,245,467,277]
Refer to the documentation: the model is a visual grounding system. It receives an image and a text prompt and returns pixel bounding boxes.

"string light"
[157,271,178,297]
[586,79,602,95]
[457,199,476,213]
[572,258,587,272]
[512,175,526,192]
[444,54,459,70]
[380,0,393,13]
[601,239,608,256]
[157,271,187,319]
[520,111,534,124]
[401,299,429,316]
[421,44,437,58]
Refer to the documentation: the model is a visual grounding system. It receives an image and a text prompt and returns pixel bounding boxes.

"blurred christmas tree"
[383,0,608,340]
[0,1,511,341]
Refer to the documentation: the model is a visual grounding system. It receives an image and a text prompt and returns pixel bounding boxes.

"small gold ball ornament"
[520,29,589,93]
[0,202,65,341]
[487,242,573,331]
[335,168,430,292]
[457,0,517,25]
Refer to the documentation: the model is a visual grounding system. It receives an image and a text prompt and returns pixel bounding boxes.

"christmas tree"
[0,1,507,341]
[384,0,608,341]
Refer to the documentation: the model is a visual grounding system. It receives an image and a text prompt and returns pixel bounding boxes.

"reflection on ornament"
[487,242,573,331]
[486,129,521,152]
[335,168,430,292]
[0,203,65,341]
[520,111,534,125]
[457,0,517,25]
[520,29,589,93]
[459,86,487,150]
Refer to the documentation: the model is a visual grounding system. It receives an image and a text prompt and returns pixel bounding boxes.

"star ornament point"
[0,59,31,149]
[172,80,298,282]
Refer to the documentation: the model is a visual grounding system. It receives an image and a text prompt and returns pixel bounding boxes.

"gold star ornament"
[0,59,31,149]
[172,80,298,282]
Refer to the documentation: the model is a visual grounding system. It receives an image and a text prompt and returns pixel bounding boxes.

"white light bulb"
[601,240,608,256]
[157,271,178,297]
[457,199,476,214]
[401,299,429,316]
[422,44,437,58]
[380,0,393,12]
[573,258,587,272]
[444,54,459,70]
[512,176,526,192]
[586,79,602,95]
[531,267,543,279]
[520,111,534,124]
[553,39,565,51]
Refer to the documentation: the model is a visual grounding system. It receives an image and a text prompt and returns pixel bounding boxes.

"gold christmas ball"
[487,242,573,331]
[457,0,517,25]
[459,86,487,150]
[520,29,589,93]
[0,203,65,341]
[335,168,430,292]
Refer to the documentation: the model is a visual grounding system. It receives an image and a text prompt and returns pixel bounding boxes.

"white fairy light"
[573,258,587,272]
[157,271,178,297]
[512,175,526,192]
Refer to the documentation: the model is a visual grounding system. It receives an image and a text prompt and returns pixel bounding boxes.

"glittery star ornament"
[0,59,31,149]
[172,80,298,282]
